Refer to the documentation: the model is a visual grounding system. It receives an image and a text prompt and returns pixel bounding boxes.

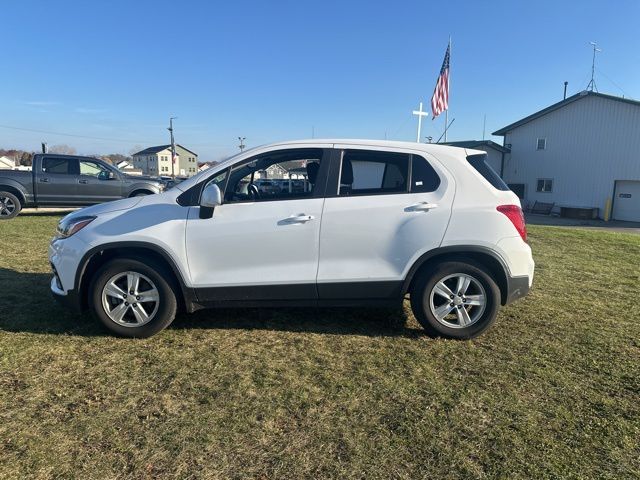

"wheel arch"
[402,246,510,305]
[75,242,197,312]
[128,189,155,197]
[0,183,27,206]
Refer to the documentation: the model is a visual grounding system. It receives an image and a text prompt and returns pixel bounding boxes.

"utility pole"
[587,42,601,92]
[168,117,177,178]
[482,114,486,141]
[41,142,47,153]
[238,137,246,152]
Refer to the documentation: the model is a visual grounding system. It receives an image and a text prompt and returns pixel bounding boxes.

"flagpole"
[444,36,451,142]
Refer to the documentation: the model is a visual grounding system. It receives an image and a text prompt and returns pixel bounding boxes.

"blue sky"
[2,0,640,161]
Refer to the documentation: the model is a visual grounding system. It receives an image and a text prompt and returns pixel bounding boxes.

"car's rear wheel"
[0,191,21,220]
[410,260,500,339]
[89,258,177,338]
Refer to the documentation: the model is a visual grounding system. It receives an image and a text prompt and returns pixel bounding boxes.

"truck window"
[43,157,75,175]
[80,160,108,177]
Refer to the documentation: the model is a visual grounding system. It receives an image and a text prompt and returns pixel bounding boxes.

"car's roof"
[266,138,470,154]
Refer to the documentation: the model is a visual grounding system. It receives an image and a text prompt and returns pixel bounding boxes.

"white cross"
[412,102,429,143]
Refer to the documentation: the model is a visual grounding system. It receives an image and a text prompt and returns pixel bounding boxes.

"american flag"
[172,150,179,164]
[431,43,450,119]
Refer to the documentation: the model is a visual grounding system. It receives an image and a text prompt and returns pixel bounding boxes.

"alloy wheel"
[101,271,160,327]
[0,197,16,217]
[429,273,487,328]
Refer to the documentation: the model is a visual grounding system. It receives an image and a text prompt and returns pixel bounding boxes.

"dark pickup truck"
[0,154,164,219]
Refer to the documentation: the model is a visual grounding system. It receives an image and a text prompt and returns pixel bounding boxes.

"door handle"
[78,179,88,184]
[405,202,438,212]
[279,214,315,225]
[39,178,49,183]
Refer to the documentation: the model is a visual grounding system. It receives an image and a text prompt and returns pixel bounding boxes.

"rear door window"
[339,150,409,196]
[410,155,441,192]
[42,157,78,175]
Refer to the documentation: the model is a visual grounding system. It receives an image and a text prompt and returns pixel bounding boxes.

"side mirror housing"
[99,171,116,180]
[199,184,222,219]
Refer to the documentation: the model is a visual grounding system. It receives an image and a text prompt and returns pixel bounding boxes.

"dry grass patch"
[0,213,639,479]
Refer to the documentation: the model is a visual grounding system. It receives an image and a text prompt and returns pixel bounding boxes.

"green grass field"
[1,213,639,479]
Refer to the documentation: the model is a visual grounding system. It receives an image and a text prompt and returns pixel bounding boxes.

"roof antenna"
[587,42,601,92]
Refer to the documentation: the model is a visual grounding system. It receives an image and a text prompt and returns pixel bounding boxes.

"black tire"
[0,191,21,220]
[410,260,501,339]
[88,258,177,338]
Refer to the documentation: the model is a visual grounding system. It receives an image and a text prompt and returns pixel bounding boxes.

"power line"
[0,123,232,150]
[0,124,156,144]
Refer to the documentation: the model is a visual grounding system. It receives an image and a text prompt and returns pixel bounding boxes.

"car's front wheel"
[410,260,501,339]
[89,258,177,338]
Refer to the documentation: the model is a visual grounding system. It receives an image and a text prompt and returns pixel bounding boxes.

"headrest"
[340,158,353,184]
[306,161,320,184]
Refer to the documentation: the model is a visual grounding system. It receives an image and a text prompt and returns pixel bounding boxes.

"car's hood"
[66,196,145,219]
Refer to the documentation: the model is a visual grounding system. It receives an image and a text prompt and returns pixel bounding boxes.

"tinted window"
[339,150,408,196]
[411,155,440,192]
[225,149,323,203]
[43,157,75,175]
[467,154,509,191]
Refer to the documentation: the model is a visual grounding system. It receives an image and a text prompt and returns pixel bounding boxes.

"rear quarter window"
[466,153,509,191]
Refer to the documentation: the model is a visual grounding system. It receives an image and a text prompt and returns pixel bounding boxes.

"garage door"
[613,180,640,222]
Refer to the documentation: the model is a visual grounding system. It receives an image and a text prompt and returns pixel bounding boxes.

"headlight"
[56,215,96,238]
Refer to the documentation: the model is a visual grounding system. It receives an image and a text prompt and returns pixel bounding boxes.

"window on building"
[339,150,408,196]
[536,178,553,192]
[536,138,546,150]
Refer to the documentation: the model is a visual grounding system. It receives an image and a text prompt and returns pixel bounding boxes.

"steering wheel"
[248,183,261,200]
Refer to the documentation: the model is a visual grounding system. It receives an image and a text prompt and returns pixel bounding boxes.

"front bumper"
[50,277,82,313]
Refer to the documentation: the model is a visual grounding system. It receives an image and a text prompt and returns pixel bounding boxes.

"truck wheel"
[410,261,501,339]
[0,192,21,220]
[88,258,177,338]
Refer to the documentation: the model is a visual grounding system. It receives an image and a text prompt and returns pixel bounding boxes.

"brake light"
[497,205,527,242]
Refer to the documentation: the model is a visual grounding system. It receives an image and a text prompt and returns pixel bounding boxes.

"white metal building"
[493,91,640,222]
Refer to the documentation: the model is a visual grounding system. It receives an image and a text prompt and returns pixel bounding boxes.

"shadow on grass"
[19,209,77,217]
[0,268,422,338]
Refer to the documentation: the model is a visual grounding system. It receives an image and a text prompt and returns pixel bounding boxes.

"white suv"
[49,140,534,339]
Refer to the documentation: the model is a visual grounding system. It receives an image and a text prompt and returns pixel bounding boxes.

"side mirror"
[99,171,115,180]
[199,183,222,219]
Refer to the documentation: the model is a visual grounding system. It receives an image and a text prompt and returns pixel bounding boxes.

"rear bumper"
[504,274,531,305]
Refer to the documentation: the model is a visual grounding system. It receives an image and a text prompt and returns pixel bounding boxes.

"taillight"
[497,205,527,242]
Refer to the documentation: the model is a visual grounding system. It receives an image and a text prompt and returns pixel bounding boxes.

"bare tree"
[49,144,77,155]
[19,152,33,166]
[129,145,144,156]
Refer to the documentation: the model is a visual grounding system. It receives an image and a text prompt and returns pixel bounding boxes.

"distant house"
[493,90,640,221]
[198,161,219,172]
[443,140,510,176]
[116,160,143,176]
[132,144,199,177]
[0,156,16,169]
